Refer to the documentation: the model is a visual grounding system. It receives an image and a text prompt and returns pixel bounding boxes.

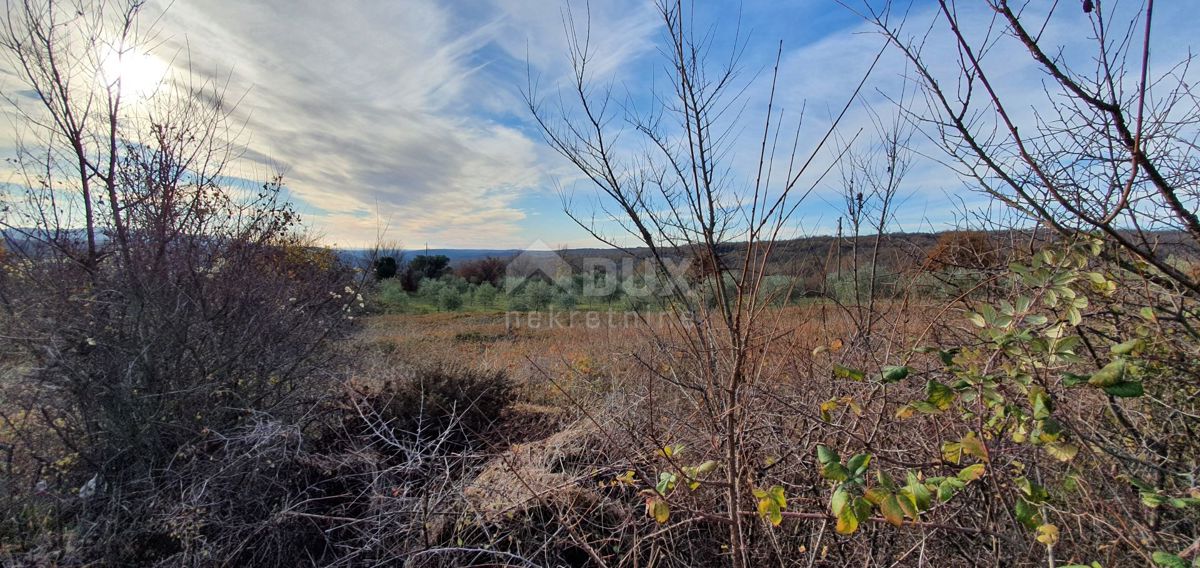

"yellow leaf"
[879,495,905,527]
[941,441,963,465]
[652,499,670,524]
[1044,442,1079,462]
[1035,523,1059,546]
[961,432,990,462]
[835,504,859,534]
[957,463,986,482]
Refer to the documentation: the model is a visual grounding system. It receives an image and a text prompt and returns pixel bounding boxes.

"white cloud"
[139,0,655,248]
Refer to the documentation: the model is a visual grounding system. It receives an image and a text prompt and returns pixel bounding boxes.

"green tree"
[374,256,398,280]
[409,254,451,280]
[436,287,463,311]
[474,283,498,307]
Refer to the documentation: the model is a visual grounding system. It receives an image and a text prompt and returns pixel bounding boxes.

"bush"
[824,264,899,305]
[0,3,358,561]
[474,283,499,307]
[376,279,409,311]
[554,290,578,310]
[418,277,448,301]
[346,365,514,449]
[507,292,531,312]
[437,287,464,311]
[456,257,507,286]
[375,256,399,280]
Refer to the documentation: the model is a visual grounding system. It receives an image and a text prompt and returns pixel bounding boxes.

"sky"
[1,0,1194,250]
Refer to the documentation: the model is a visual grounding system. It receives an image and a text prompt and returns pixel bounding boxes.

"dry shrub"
[333,364,515,452]
[922,231,1002,271]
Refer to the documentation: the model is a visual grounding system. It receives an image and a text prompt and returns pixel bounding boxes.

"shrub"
[824,263,899,305]
[474,283,499,307]
[408,254,451,280]
[0,2,357,561]
[346,365,514,449]
[522,280,555,311]
[456,257,507,286]
[507,292,531,312]
[437,287,464,311]
[418,277,448,301]
[923,230,1001,270]
[554,290,578,310]
[376,279,409,311]
[375,256,399,280]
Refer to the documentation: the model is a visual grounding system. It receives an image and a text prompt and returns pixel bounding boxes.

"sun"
[100,49,168,100]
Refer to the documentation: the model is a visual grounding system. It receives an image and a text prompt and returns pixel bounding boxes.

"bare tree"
[856,0,1200,296]
[527,1,885,564]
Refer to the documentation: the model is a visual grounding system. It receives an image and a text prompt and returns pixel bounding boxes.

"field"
[3,0,1200,565]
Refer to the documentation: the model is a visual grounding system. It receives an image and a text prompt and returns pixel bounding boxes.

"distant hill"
[337,248,522,268]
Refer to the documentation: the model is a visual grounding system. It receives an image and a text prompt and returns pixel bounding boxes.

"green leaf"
[1111,339,1144,355]
[1017,477,1050,503]
[656,472,677,494]
[881,366,910,383]
[847,454,871,477]
[1089,358,1127,387]
[1142,493,1165,508]
[1066,306,1082,326]
[1062,372,1090,387]
[1014,498,1042,530]
[926,380,957,410]
[833,364,866,381]
[904,479,932,511]
[768,485,787,509]
[830,486,850,516]
[911,401,941,414]
[877,470,898,492]
[937,477,966,502]
[816,445,839,466]
[1029,387,1052,420]
[1151,552,1189,568]
[822,463,849,482]
[896,491,919,520]
[957,463,986,482]
[938,349,959,367]
[1103,381,1144,398]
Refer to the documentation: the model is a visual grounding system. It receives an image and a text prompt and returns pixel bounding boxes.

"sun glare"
[100,49,168,100]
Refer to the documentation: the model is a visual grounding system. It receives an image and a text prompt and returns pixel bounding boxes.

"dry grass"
[359,302,939,405]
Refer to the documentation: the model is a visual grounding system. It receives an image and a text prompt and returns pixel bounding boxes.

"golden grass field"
[359,302,948,408]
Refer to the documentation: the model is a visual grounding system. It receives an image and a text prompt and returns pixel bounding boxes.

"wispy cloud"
[144,0,656,248]
[2,1,1194,248]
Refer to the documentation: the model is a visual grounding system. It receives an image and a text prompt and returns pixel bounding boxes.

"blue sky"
[1,1,1193,249]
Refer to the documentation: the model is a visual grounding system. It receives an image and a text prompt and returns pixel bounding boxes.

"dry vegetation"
[2,0,1200,567]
